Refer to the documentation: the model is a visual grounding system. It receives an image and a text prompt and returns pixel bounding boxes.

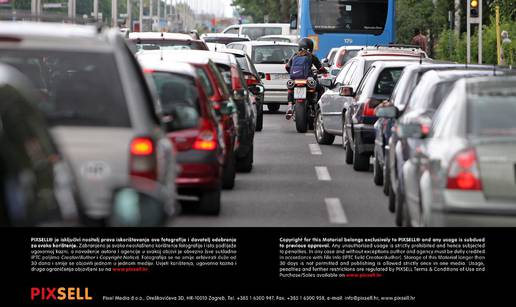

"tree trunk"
[454,0,460,36]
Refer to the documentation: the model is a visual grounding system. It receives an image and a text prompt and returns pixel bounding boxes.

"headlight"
[307,78,316,89]
[286,79,295,89]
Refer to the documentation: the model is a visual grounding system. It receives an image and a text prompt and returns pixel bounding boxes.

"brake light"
[143,68,155,74]
[231,65,243,90]
[244,73,259,86]
[265,73,271,81]
[129,137,157,181]
[446,148,482,191]
[192,119,218,151]
[362,100,376,117]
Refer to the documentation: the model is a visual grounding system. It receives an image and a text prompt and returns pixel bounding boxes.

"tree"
[232,0,296,23]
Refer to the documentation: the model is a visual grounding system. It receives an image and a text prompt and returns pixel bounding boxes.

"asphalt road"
[173,106,394,227]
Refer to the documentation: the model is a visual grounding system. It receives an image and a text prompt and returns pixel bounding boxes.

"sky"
[169,0,234,18]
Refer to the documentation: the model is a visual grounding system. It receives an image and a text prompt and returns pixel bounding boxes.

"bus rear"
[298,0,395,58]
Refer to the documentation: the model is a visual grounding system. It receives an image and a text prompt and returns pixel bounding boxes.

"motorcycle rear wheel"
[295,102,308,133]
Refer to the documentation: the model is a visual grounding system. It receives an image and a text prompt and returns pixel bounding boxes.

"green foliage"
[232,0,296,23]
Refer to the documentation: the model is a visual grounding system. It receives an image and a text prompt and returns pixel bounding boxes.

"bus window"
[309,0,388,35]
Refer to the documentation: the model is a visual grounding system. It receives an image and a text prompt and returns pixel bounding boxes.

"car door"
[320,60,355,133]
[346,66,377,141]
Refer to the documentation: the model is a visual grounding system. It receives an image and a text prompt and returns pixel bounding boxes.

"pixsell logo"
[31,287,93,301]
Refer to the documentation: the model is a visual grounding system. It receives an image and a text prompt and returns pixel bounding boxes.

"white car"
[201,33,251,45]
[227,41,298,111]
[257,35,299,44]
[222,23,291,40]
[128,32,209,52]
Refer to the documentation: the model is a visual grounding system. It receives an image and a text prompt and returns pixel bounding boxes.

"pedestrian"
[411,28,428,53]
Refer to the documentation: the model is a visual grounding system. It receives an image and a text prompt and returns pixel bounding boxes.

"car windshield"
[310,0,388,35]
[150,72,200,131]
[469,93,516,137]
[252,45,297,64]
[242,27,283,40]
[0,50,130,127]
[132,39,206,52]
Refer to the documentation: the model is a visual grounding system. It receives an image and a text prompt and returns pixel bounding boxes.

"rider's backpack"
[289,55,312,80]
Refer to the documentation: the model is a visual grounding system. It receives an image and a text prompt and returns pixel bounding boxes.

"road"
[173,106,394,227]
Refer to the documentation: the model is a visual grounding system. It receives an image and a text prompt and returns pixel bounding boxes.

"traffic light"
[470,0,479,18]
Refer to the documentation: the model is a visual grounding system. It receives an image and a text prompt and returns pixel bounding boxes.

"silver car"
[404,76,516,226]
[0,22,177,221]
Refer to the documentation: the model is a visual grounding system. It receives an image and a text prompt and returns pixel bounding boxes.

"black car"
[0,63,82,226]
[221,48,265,131]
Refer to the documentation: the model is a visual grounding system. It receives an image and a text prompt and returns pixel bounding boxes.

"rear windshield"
[242,27,283,40]
[410,81,454,111]
[252,45,297,64]
[150,72,200,131]
[132,39,207,52]
[203,37,250,45]
[373,68,403,96]
[469,94,516,137]
[337,50,359,66]
[0,50,130,127]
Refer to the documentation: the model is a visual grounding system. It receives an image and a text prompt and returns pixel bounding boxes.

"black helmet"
[298,38,314,52]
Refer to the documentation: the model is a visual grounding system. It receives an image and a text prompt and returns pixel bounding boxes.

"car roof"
[337,45,366,52]
[0,21,97,38]
[202,33,250,39]
[231,41,298,47]
[233,23,289,27]
[257,34,297,39]
[465,76,516,95]
[358,46,428,58]
[219,48,247,57]
[362,56,429,63]
[370,60,424,68]
[137,57,197,78]
[128,32,193,40]
[138,49,234,66]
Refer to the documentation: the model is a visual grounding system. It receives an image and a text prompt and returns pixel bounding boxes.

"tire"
[388,182,396,213]
[342,118,353,164]
[198,187,221,215]
[373,154,383,186]
[295,103,308,133]
[314,110,335,145]
[383,157,390,196]
[236,145,253,173]
[267,104,280,112]
[352,141,370,171]
[255,105,263,132]
[222,152,236,190]
[395,183,405,226]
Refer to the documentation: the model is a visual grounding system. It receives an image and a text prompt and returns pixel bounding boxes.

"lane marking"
[315,166,331,181]
[309,143,322,155]
[325,198,348,224]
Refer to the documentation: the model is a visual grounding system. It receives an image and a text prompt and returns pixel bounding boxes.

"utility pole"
[93,0,99,21]
[139,0,143,32]
[112,0,118,27]
[157,0,161,30]
[127,0,132,30]
[68,0,76,20]
[466,0,482,64]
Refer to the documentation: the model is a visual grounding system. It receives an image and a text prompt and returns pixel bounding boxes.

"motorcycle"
[287,76,318,133]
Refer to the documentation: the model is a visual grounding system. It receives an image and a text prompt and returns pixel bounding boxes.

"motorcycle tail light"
[287,79,295,89]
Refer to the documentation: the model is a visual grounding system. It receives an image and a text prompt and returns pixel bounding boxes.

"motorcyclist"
[284,38,326,120]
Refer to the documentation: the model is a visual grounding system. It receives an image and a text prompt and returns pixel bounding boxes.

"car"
[340,61,418,172]
[256,35,299,44]
[201,33,251,45]
[138,60,225,214]
[326,46,365,76]
[405,76,516,226]
[227,41,298,112]
[220,48,266,131]
[206,42,227,52]
[0,63,82,226]
[0,22,178,221]
[128,32,209,53]
[316,51,431,147]
[378,69,506,226]
[322,47,339,67]
[222,23,291,40]
[138,50,238,189]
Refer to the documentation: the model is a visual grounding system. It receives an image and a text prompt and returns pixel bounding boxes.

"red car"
[140,59,225,214]
[138,51,238,191]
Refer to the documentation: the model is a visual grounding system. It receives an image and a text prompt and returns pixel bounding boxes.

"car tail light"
[192,119,218,151]
[231,65,244,90]
[265,73,271,81]
[446,148,482,191]
[244,73,260,86]
[362,99,377,117]
[129,137,157,181]
[143,68,155,74]
[0,36,22,43]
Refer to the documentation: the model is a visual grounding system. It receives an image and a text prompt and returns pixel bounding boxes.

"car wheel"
[343,119,353,164]
[395,183,405,226]
[236,145,253,173]
[198,187,221,215]
[267,104,280,112]
[383,158,390,196]
[388,182,396,213]
[373,154,383,186]
[255,105,263,131]
[314,110,335,145]
[222,152,236,190]
[294,103,308,133]
[352,141,369,171]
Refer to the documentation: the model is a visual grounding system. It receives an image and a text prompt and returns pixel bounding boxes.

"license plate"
[271,73,289,80]
[294,87,307,99]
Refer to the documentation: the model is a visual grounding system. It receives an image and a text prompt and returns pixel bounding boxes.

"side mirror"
[289,14,298,30]
[221,101,237,115]
[109,187,167,227]
[397,121,431,139]
[339,86,354,97]
[249,84,265,95]
[319,78,334,88]
[232,89,247,101]
[258,72,266,79]
[375,105,398,118]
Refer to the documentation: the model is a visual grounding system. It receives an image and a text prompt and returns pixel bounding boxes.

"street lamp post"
[112,0,118,27]
[139,0,143,32]
[93,0,98,21]
[127,0,132,30]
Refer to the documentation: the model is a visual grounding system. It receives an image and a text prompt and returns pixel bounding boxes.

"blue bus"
[294,0,396,58]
